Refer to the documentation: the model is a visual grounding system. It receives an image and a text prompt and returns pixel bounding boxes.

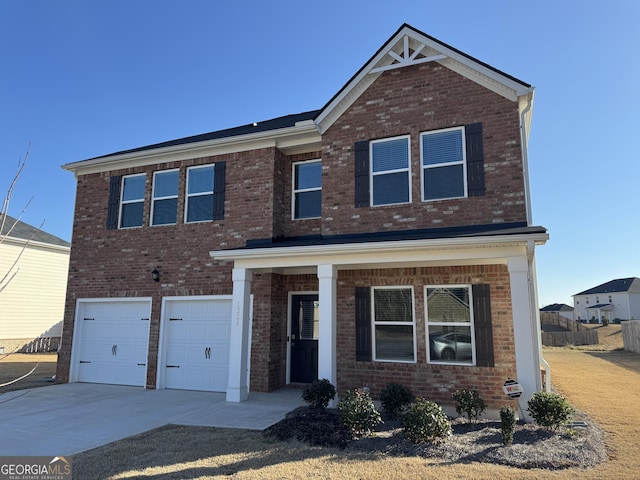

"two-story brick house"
[58,24,548,416]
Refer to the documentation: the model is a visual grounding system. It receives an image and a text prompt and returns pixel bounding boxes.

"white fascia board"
[2,235,71,254]
[62,123,321,177]
[210,232,548,270]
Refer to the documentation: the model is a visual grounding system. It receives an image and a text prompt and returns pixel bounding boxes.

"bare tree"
[0,145,44,294]
[0,145,45,385]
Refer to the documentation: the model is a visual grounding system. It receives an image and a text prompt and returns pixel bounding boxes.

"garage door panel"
[162,298,231,392]
[74,300,150,387]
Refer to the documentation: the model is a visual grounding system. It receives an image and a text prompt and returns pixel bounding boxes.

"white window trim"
[371,285,417,363]
[150,169,179,226]
[420,126,468,202]
[184,164,215,224]
[119,173,146,229]
[291,159,322,220]
[370,135,412,207]
[425,284,476,366]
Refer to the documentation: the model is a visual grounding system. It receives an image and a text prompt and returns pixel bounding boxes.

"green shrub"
[338,388,382,437]
[402,398,451,443]
[452,389,486,423]
[500,405,517,446]
[602,318,609,326]
[527,392,574,430]
[302,379,336,410]
[380,382,415,417]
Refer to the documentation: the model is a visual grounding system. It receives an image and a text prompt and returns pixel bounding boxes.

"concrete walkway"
[0,383,305,456]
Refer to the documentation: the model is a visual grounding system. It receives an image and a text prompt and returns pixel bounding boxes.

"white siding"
[0,240,70,339]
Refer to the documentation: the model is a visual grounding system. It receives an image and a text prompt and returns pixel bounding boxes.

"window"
[370,136,410,206]
[151,169,179,226]
[119,174,145,228]
[421,127,466,201]
[293,160,322,219]
[372,287,415,362]
[186,165,214,223]
[426,285,475,365]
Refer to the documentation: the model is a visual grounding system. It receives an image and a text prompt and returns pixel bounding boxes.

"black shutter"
[213,161,226,221]
[106,175,121,230]
[355,286,372,361]
[354,141,370,208]
[465,123,485,197]
[472,283,494,367]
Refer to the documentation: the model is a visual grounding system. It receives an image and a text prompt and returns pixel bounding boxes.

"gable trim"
[316,24,533,135]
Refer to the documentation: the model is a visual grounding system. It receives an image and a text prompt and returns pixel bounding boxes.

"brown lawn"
[0,352,57,392]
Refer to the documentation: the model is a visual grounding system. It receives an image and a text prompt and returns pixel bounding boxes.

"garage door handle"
[166,365,180,368]
[112,345,117,356]
[205,347,211,359]
[169,318,183,321]
[137,363,146,366]
[79,360,91,364]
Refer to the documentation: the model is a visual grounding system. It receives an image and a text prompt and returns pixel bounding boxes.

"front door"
[290,294,319,383]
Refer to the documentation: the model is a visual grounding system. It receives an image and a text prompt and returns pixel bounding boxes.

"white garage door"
[162,297,232,392]
[74,300,151,387]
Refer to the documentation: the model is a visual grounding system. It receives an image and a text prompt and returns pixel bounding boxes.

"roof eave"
[62,121,321,176]
[210,231,549,266]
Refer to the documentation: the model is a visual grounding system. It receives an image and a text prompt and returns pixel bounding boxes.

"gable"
[316,24,533,135]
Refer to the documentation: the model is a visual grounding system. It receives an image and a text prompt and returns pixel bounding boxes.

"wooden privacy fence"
[622,320,640,354]
[540,312,599,346]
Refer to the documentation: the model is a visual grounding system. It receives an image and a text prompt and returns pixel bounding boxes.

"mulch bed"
[263,406,606,470]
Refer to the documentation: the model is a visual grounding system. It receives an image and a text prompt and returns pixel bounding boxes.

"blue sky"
[1,0,638,307]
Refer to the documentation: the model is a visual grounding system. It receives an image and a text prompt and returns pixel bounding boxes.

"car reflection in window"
[429,332,472,361]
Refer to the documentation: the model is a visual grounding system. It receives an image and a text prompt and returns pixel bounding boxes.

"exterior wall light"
[152,268,160,282]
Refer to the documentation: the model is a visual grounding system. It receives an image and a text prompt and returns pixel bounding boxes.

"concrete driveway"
[0,383,305,456]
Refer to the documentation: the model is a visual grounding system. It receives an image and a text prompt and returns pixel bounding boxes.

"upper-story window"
[421,127,467,201]
[151,169,179,226]
[119,174,145,228]
[293,160,322,219]
[186,165,215,223]
[370,135,411,206]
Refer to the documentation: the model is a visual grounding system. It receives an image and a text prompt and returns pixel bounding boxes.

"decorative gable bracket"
[370,35,446,73]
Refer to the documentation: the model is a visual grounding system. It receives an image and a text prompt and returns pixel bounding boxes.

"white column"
[226,268,252,402]
[317,264,337,390]
[508,255,541,421]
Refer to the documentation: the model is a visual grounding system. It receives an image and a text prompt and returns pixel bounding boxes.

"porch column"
[317,264,337,390]
[227,267,252,402]
[508,255,542,421]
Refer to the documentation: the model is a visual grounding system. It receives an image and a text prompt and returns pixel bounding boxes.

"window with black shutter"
[425,284,493,366]
[106,175,121,230]
[355,286,372,361]
[213,161,226,221]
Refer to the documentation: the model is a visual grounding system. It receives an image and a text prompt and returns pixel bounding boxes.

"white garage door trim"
[157,295,251,393]
[69,297,152,386]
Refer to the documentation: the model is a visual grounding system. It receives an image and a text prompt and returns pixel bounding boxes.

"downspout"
[519,90,535,226]
[520,91,551,393]
[528,237,550,393]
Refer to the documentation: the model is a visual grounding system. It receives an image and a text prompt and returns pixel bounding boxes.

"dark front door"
[290,294,319,383]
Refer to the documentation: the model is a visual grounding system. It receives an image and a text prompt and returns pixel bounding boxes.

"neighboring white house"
[573,277,640,323]
[0,215,70,353]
